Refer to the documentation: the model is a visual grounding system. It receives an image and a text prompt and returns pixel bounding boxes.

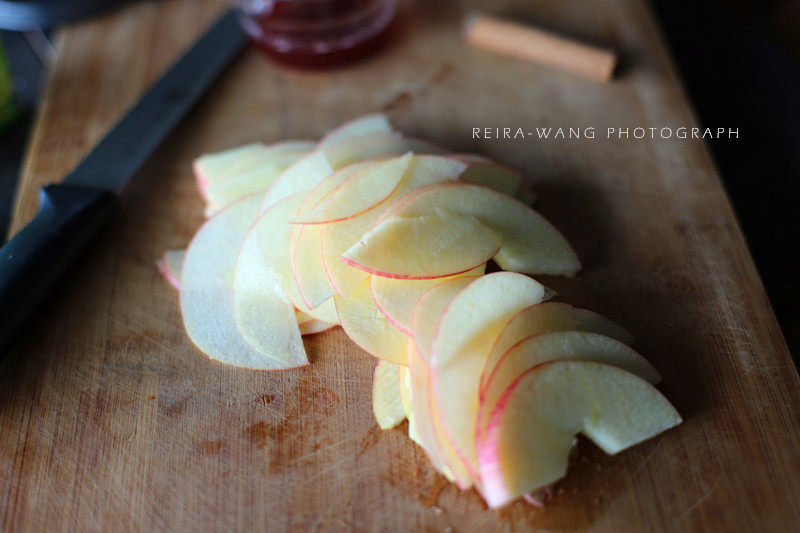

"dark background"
[1,0,798,359]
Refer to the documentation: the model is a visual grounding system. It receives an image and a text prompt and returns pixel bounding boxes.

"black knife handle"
[0,183,117,357]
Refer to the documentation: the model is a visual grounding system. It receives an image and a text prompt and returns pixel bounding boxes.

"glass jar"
[238,0,398,68]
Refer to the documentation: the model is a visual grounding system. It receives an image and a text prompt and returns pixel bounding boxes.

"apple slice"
[204,141,314,215]
[481,302,634,392]
[452,154,522,197]
[233,208,311,366]
[290,161,383,310]
[292,154,413,224]
[321,157,467,298]
[398,364,413,420]
[180,196,306,369]
[299,319,336,336]
[370,265,485,335]
[156,249,185,289]
[407,338,458,483]
[344,210,500,279]
[478,361,681,508]
[429,272,550,480]
[319,156,468,361]
[377,182,580,276]
[478,331,661,439]
[237,194,339,325]
[193,142,267,191]
[333,276,409,365]
[410,277,481,488]
[318,113,393,149]
[261,133,446,211]
[373,360,406,430]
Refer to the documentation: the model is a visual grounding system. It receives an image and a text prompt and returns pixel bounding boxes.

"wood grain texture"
[3,0,800,530]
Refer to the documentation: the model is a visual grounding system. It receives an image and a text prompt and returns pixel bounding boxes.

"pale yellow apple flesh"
[333,276,409,365]
[410,276,481,489]
[477,361,681,508]
[318,113,393,149]
[477,331,661,438]
[180,196,307,369]
[193,142,268,189]
[237,194,339,325]
[373,360,407,430]
[321,156,467,297]
[379,182,580,276]
[407,339,458,484]
[298,318,335,335]
[156,249,185,289]
[429,272,550,480]
[233,203,310,367]
[370,265,485,335]
[453,154,522,197]
[481,302,634,392]
[290,162,378,310]
[204,141,314,215]
[343,210,500,279]
[292,154,413,224]
[398,364,413,421]
[261,133,446,211]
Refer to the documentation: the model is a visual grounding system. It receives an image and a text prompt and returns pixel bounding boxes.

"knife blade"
[0,8,248,356]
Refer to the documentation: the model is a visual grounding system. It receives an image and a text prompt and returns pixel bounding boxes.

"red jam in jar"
[238,0,398,68]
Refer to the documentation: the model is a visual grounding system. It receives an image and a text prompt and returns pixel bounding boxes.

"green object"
[0,36,20,133]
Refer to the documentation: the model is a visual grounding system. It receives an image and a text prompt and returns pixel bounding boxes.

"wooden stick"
[464,14,618,82]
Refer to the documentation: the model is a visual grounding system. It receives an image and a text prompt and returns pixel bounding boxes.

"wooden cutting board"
[3,0,800,530]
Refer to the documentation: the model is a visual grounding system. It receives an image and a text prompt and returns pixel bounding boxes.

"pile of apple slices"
[160,114,681,508]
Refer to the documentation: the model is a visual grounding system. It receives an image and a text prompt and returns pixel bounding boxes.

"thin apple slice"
[478,361,681,508]
[321,157,467,297]
[156,249,185,289]
[373,360,406,430]
[318,113,393,149]
[410,277,481,488]
[292,154,412,224]
[407,339,458,483]
[370,265,485,335]
[378,182,580,276]
[481,302,634,392]
[180,196,306,369]
[204,141,314,215]
[193,142,267,190]
[299,319,335,335]
[333,275,408,365]
[261,133,446,211]
[477,331,661,439]
[452,154,522,197]
[398,364,413,420]
[344,210,500,279]
[430,272,550,480]
[234,210,310,366]
[238,194,339,325]
[319,156,468,361]
[290,161,383,310]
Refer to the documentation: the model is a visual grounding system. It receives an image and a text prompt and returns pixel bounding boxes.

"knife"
[0,9,248,356]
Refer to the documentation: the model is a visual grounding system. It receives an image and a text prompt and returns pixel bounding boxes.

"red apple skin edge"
[156,256,180,290]
[475,364,542,509]
[192,161,211,201]
[180,196,310,372]
[426,275,494,483]
[340,255,497,281]
[409,338,471,489]
[320,226,345,298]
[231,214,311,371]
[289,224,320,312]
[371,289,413,336]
